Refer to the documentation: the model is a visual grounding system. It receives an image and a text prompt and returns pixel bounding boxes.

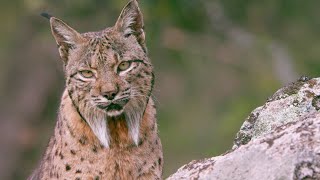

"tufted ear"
[49,17,85,63]
[115,0,146,50]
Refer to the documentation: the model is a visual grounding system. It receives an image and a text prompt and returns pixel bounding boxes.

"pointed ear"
[49,17,85,62]
[115,0,146,50]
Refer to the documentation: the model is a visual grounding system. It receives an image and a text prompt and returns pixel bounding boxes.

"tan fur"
[29,1,162,179]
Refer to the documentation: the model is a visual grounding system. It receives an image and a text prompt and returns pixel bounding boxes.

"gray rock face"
[234,76,320,148]
[167,77,320,180]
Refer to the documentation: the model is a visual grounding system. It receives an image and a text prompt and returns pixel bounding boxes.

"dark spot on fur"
[115,163,119,170]
[65,142,68,146]
[79,136,87,145]
[59,152,64,159]
[155,139,158,145]
[80,157,84,161]
[151,124,155,131]
[92,145,98,153]
[70,149,76,155]
[75,178,80,180]
[138,167,142,173]
[151,147,155,152]
[145,71,151,75]
[55,150,58,156]
[143,161,147,165]
[158,157,162,166]
[138,140,143,146]
[99,171,103,175]
[76,170,82,174]
[132,63,139,70]
[67,124,75,137]
[77,93,85,101]
[66,164,71,171]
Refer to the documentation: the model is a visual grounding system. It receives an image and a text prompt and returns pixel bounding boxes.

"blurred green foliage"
[1,0,320,179]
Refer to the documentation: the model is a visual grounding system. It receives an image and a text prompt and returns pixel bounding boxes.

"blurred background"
[1,0,320,179]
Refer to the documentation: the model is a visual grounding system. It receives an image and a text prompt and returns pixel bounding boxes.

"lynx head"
[47,0,153,148]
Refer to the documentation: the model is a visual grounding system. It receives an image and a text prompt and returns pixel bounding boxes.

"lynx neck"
[58,89,156,149]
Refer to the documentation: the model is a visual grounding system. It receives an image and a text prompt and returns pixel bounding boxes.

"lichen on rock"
[234,77,320,148]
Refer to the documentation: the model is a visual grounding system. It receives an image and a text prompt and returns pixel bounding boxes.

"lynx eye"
[79,70,94,78]
[118,61,131,71]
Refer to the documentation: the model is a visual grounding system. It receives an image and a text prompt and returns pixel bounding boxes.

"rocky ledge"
[167,77,320,180]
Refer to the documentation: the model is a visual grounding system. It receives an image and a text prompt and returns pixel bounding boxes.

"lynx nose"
[101,86,119,100]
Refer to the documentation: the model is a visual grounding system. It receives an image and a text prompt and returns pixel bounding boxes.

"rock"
[234,76,320,148]
[167,77,320,180]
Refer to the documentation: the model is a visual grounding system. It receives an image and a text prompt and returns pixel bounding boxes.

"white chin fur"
[80,99,147,148]
[107,109,124,117]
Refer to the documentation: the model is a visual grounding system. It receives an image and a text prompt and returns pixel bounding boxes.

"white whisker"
[79,103,110,148]
[124,97,147,145]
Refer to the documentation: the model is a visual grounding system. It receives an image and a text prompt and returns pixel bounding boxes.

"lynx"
[29,0,163,179]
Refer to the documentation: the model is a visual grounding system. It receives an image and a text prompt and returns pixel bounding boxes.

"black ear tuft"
[40,12,53,20]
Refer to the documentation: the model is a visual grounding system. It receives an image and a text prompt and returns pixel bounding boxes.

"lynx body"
[29,1,163,179]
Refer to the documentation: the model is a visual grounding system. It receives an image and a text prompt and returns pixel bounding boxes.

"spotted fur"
[29,1,163,179]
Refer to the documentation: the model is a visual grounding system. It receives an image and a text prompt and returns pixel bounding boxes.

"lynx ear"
[115,0,146,49]
[50,17,85,62]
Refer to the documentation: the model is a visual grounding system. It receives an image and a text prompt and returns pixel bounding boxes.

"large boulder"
[167,77,320,180]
